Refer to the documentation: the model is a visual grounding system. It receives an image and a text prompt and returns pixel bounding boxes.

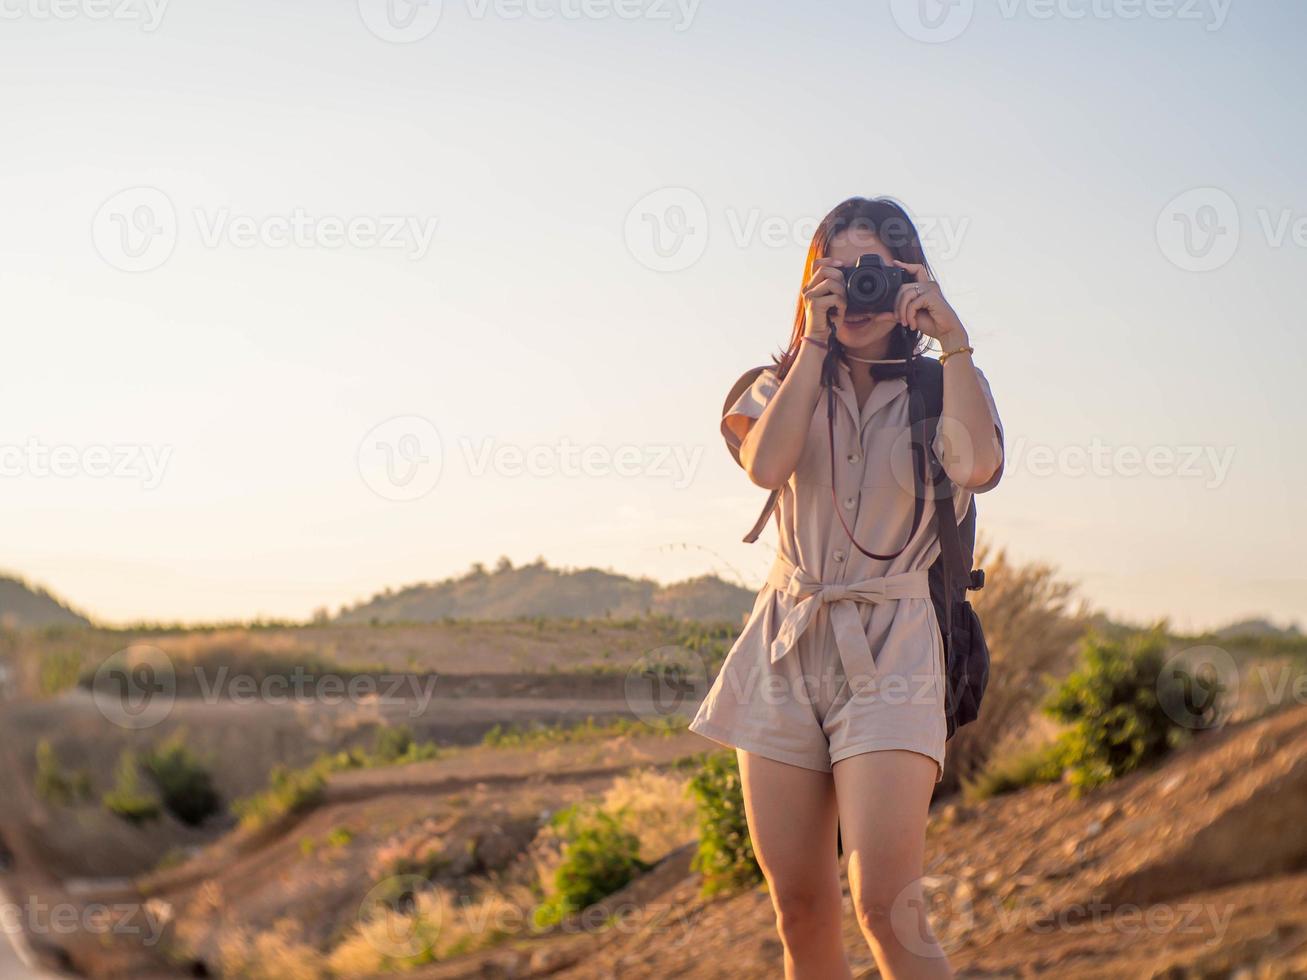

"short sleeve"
[721,367,780,464]
[932,363,1004,493]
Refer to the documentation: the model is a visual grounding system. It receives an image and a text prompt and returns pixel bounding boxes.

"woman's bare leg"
[737,749,852,980]
[831,750,953,980]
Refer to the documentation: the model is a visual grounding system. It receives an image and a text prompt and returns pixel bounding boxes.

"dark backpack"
[722,356,990,740]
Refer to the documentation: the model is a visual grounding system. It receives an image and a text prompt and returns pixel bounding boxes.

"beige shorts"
[688,597,947,782]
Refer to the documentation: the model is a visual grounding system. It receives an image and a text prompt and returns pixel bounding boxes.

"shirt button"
[847,452,860,464]
[843,496,856,510]
[833,550,846,563]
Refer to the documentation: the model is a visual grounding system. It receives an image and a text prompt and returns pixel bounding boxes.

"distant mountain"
[336,558,755,625]
[0,574,91,630]
[1212,617,1303,639]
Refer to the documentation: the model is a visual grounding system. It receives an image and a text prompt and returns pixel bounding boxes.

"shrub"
[1042,629,1218,795]
[687,751,761,897]
[941,545,1089,791]
[963,740,1063,802]
[34,739,92,805]
[39,649,84,696]
[232,726,441,832]
[371,724,417,763]
[142,731,222,826]
[103,751,162,825]
[481,715,683,750]
[533,804,651,926]
[232,764,326,831]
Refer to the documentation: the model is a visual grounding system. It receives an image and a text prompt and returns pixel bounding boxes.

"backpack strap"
[909,357,972,640]
[722,366,786,544]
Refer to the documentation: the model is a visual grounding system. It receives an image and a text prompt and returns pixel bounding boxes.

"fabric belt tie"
[765,552,931,696]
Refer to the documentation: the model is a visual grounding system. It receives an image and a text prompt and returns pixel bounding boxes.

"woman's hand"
[802,257,846,341]
[891,260,968,348]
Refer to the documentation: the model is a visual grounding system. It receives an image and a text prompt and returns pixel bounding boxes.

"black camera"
[842,254,912,315]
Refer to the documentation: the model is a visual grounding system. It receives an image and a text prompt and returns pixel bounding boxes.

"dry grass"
[219,919,327,980]
[200,768,699,977]
[942,543,1089,793]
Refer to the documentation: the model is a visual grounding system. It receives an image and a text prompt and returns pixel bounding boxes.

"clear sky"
[1,0,1303,630]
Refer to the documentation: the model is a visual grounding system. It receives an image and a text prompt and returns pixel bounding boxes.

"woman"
[688,196,1004,979]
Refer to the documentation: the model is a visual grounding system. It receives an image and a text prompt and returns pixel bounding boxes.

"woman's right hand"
[802,257,846,342]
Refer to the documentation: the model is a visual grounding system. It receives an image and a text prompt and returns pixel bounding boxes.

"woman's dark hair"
[773,196,936,379]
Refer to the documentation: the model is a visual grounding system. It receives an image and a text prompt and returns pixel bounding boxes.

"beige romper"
[688,357,1004,781]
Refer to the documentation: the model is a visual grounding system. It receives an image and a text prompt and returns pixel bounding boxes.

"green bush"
[534,804,651,927]
[688,751,761,897]
[142,731,222,826]
[1042,629,1218,795]
[34,739,92,805]
[103,751,162,825]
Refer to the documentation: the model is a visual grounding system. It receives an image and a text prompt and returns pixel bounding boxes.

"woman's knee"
[767,874,838,937]
[851,879,912,944]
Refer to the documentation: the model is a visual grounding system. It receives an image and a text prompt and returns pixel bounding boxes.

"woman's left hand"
[890,260,967,343]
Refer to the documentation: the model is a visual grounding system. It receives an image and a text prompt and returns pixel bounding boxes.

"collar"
[833,359,907,430]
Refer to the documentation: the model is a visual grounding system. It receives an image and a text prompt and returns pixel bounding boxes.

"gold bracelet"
[940,344,974,365]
